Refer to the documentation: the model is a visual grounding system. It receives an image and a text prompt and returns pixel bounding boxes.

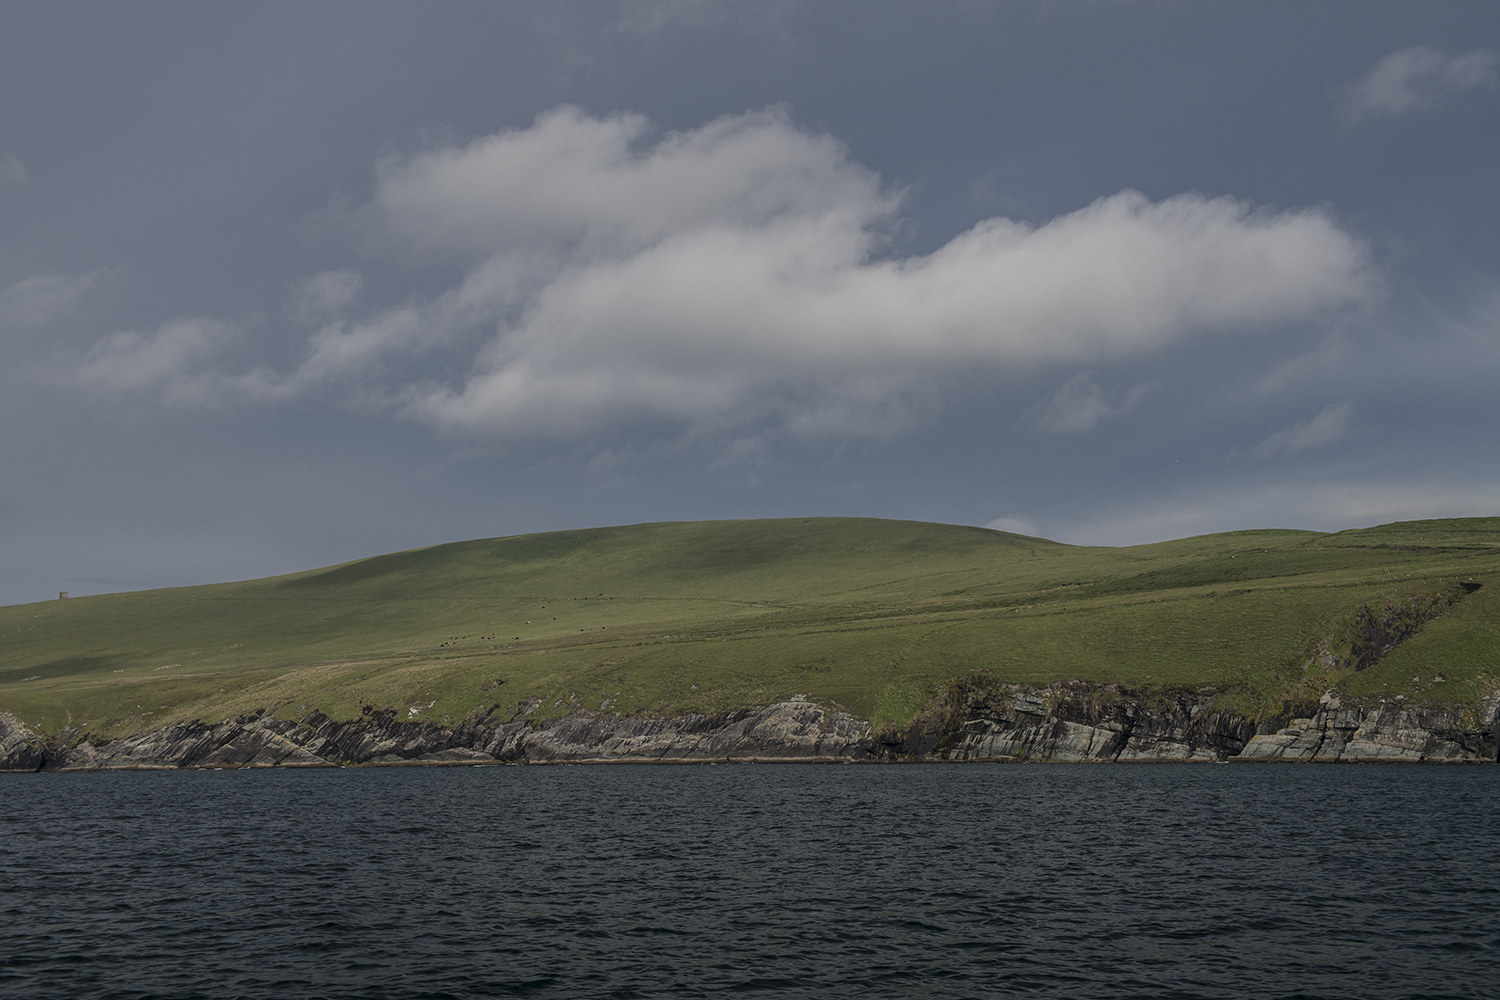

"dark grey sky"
[3,1,1498,605]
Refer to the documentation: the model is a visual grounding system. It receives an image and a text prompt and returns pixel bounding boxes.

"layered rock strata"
[0,697,873,771]
[0,713,49,771]
[1237,704,1496,761]
[874,681,1496,763]
[2,685,1495,771]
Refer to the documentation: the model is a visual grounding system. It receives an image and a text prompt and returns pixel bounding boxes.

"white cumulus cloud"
[1340,46,1499,121]
[68,107,1377,445]
[377,108,1371,440]
[362,106,887,261]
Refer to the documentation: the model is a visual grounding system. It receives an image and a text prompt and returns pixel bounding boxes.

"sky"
[2,1,1499,606]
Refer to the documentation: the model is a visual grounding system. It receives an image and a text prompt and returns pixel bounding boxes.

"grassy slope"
[2,517,1498,738]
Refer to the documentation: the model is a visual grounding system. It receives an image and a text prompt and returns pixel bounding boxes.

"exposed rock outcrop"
[868,679,1496,763]
[2,687,1494,771]
[0,697,873,771]
[1237,704,1496,761]
[514,696,871,761]
[871,681,1258,762]
[0,713,50,772]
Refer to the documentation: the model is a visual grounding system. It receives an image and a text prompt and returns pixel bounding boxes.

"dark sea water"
[2,763,1496,1000]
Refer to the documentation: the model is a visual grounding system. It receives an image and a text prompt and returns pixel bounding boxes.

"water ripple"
[1,764,1496,998]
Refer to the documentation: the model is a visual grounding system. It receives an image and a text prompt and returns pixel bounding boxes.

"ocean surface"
[2,763,1496,999]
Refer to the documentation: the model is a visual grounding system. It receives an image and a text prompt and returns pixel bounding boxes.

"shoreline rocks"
[1235,705,1494,761]
[3,685,1496,771]
[0,697,875,771]
[871,680,1497,764]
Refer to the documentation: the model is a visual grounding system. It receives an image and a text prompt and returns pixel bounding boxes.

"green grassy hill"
[3,517,1498,738]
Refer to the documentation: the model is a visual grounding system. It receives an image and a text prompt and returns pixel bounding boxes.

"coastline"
[6,682,1497,771]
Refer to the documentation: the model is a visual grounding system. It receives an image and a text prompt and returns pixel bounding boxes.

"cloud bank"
[72,107,1376,444]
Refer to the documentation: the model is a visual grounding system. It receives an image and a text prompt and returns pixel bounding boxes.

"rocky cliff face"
[870,680,1497,763]
[2,685,1494,771]
[870,681,1259,762]
[1237,703,1497,761]
[0,713,50,771]
[0,697,873,771]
